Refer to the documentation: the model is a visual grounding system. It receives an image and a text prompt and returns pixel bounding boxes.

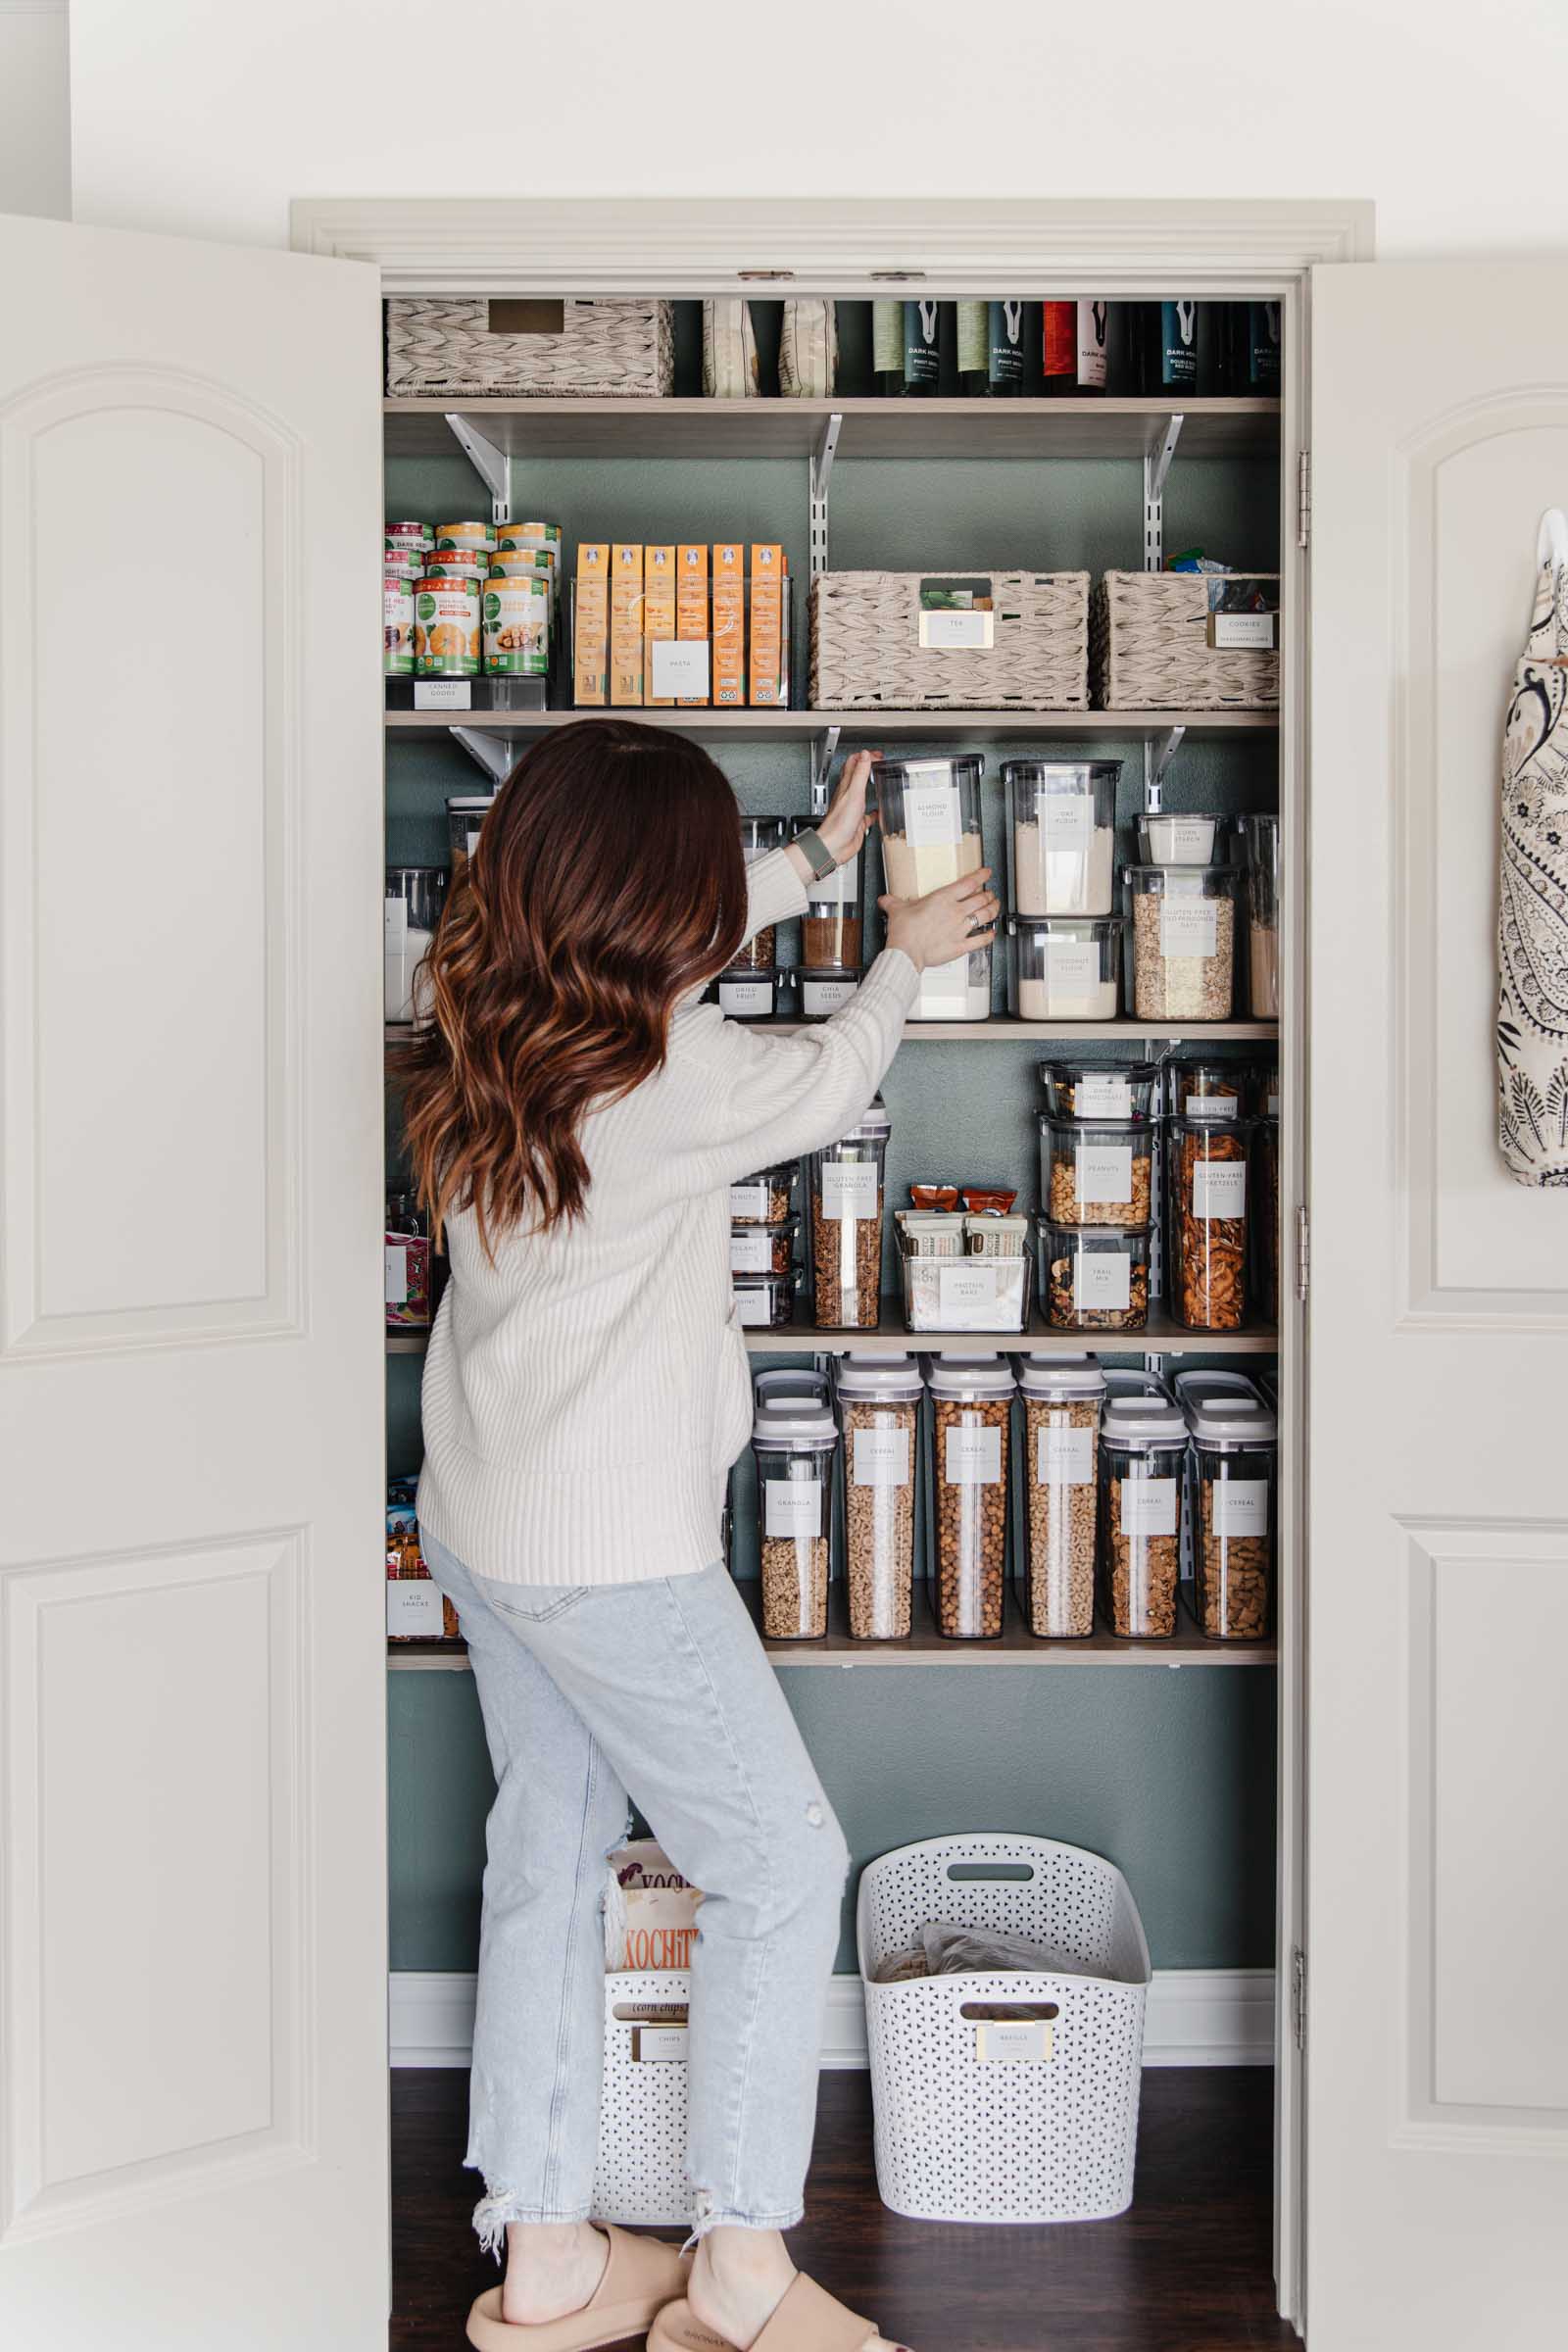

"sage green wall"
[384,434,1281,1980]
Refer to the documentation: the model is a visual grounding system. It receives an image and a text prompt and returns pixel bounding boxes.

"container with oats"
[1124,863,1239,1020]
[1039,1114,1155,1228]
[1037,1059,1158,1123]
[923,1353,1015,1641]
[835,1354,922,1641]
[729,1162,801,1226]
[1003,760,1119,917]
[1099,1376,1187,1640]
[808,1101,890,1329]
[1014,1354,1105,1639]
[1037,1218,1152,1332]
[751,1396,837,1641]
[1165,1115,1253,1332]
[1175,1371,1275,1642]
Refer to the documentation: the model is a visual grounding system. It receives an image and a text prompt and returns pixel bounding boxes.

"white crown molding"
[390,1967,1277,2071]
[291,196,1374,297]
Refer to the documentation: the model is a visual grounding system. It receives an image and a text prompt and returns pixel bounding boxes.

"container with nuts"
[923,1353,1015,1641]
[1175,1371,1275,1642]
[1014,1354,1105,1640]
[751,1396,837,1641]
[1123,863,1239,1021]
[1099,1377,1188,1640]
[729,1214,800,1279]
[729,1162,801,1226]
[1037,1059,1158,1123]
[1165,1115,1253,1332]
[808,1101,891,1329]
[1037,1218,1151,1332]
[1039,1114,1155,1229]
[836,1354,922,1641]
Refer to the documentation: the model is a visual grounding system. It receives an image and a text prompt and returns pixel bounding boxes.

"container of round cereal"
[1014,1354,1105,1639]
[482,577,549,677]
[836,1354,921,1642]
[414,575,481,678]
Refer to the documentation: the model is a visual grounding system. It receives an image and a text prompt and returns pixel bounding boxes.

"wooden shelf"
[747,1303,1276,1356]
[386,1330,429,1354]
[387,1583,1274,1671]
[383,395,1281,466]
[387,1018,1277,1049]
[385,706,1277,745]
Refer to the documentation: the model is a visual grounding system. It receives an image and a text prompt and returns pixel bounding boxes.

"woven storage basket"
[857,1834,1151,2224]
[592,1969,692,2227]
[386,299,674,399]
[1093,571,1280,709]
[810,570,1089,710]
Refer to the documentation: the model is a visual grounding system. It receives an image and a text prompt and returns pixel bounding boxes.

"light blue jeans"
[420,1535,851,2253]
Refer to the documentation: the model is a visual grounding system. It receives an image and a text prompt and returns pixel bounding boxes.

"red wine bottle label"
[1043,302,1076,381]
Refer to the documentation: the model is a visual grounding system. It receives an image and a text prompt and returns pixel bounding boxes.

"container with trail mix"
[1123,864,1239,1020]
[1039,1114,1155,1229]
[751,1396,837,1641]
[808,1101,891,1329]
[1037,1218,1152,1332]
[1175,1371,1275,1642]
[1014,1354,1105,1640]
[1099,1376,1188,1640]
[1165,1115,1254,1332]
[923,1352,1015,1641]
[835,1354,922,1641]
[729,1162,801,1226]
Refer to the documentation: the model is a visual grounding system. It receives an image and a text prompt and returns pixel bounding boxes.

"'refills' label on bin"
[945,1425,1002,1485]
[975,2018,1055,2062]
[822,1161,879,1220]
[1038,1424,1095,1485]
[1212,1478,1268,1535]
[764,1480,823,1539]
[1120,1475,1177,1536]
[1193,1162,1247,1220]
[854,1427,910,1486]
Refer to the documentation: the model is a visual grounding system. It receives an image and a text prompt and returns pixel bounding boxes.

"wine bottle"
[901,298,943,397]
[956,301,989,396]
[1238,301,1282,394]
[1138,300,1200,396]
[1044,300,1108,396]
[987,300,1028,396]
[872,300,904,397]
[1076,299,1109,395]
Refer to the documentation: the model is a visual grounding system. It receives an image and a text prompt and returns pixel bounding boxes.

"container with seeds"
[1099,1377,1187,1640]
[739,815,788,967]
[1015,1354,1105,1639]
[1163,1056,1247,1122]
[808,1101,890,1329]
[1175,1371,1275,1642]
[796,968,860,1020]
[1165,1115,1253,1332]
[1037,1059,1158,1123]
[923,1353,1015,1641]
[729,1215,800,1278]
[1037,1218,1152,1332]
[836,1355,922,1641]
[1124,863,1239,1020]
[1039,1114,1155,1228]
[729,1162,800,1226]
[751,1396,837,1640]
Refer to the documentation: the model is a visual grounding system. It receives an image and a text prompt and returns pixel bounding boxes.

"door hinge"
[1297,450,1311,552]
[1291,1947,1307,2051]
[1296,1202,1309,1303]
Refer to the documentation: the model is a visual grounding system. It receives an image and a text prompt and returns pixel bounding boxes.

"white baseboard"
[391,1966,1275,2071]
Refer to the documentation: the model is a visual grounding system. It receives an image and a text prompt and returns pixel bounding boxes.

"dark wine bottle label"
[1077,301,1108,388]
[1043,302,1076,382]
[1247,302,1282,392]
[904,299,941,387]
[988,301,1025,389]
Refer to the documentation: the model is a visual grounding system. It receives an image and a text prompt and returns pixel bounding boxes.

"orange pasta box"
[711,543,746,708]
[676,544,710,706]
[643,545,677,706]
[611,542,645,706]
[573,542,610,706]
[749,543,787,706]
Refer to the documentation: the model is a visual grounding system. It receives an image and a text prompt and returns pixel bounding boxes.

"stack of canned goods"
[383,517,562,688]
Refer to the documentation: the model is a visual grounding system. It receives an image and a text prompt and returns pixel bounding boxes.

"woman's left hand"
[815,749,880,869]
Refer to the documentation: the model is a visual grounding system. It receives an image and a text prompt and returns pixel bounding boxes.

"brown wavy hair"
[394,720,748,1250]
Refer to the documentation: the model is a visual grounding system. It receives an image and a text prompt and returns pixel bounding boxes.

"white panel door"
[0,216,387,2347]
[1309,261,1568,2348]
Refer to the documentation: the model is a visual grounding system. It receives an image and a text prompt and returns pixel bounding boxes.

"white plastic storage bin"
[591,1969,693,2227]
[856,1834,1151,2224]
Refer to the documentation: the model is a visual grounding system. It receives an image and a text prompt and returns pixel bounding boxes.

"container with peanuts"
[835,1354,922,1641]
[1174,1371,1275,1642]
[1098,1373,1188,1641]
[923,1352,1015,1641]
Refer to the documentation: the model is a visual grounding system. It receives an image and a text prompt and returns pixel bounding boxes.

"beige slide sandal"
[467,2224,690,2352]
[648,2272,896,2352]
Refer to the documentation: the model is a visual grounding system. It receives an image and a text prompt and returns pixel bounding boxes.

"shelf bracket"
[809,412,842,581]
[808,724,841,815]
[1143,1352,1166,1380]
[444,414,511,525]
[1142,414,1184,571]
[450,726,516,786]
[1142,724,1186,815]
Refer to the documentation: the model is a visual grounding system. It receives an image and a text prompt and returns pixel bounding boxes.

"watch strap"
[794,826,837,881]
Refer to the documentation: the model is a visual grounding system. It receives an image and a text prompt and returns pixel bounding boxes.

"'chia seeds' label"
[414,579,480,677]
[383,577,415,676]
[482,579,549,676]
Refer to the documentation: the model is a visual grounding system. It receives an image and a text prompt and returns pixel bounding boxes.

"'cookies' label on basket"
[945,1425,1003,1486]
[854,1427,910,1486]
[1038,1424,1094,1485]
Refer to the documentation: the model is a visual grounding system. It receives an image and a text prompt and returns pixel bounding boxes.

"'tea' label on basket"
[974,2018,1055,2062]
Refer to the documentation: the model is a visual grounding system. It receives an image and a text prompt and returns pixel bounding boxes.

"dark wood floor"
[392,2067,1297,2352]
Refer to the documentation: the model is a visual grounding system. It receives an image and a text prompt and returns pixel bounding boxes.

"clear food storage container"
[897,1215,1032,1333]
[1136,811,1219,865]
[1175,1371,1275,1642]
[446,793,496,872]
[385,866,448,1025]
[808,1100,891,1329]
[729,1162,801,1225]
[732,1269,797,1329]
[1037,1219,1152,1332]
[740,814,788,966]
[1039,1114,1155,1228]
[1003,760,1119,916]
[1249,1060,1281,1121]
[1037,1059,1157,1122]
[836,1354,922,1641]
[801,895,862,972]
[714,967,779,1019]
[1124,864,1240,1021]
[911,945,993,1023]
[1165,1115,1253,1332]
[1251,1115,1281,1321]
[796,968,860,1020]
[877,757,992,1024]
[924,1353,1015,1641]
[1015,1354,1105,1639]
[1164,1056,1247,1122]
[1006,916,1123,1020]
[1238,811,1281,1019]
[1099,1383,1187,1640]
[752,1396,837,1640]
[729,1215,800,1277]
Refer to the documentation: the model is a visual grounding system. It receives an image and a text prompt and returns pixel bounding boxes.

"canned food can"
[414,576,481,677]
[422,551,488,580]
[384,574,416,676]
[385,520,431,543]
[436,521,496,552]
[495,520,562,550]
[383,551,423,579]
[482,577,549,677]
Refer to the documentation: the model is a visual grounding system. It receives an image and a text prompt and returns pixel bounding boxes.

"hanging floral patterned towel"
[1498,511,1568,1183]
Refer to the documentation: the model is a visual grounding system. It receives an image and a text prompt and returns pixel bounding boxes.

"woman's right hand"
[879,868,1000,972]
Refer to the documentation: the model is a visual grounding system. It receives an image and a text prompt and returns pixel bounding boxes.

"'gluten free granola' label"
[822,1161,879,1220]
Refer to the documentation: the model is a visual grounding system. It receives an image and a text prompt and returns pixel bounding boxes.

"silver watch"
[793,826,837,882]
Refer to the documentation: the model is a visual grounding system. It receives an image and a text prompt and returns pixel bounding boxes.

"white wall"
[2,2,71,220]
[67,0,1568,258]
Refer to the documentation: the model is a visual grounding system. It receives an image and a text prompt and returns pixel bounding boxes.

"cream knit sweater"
[417,849,918,1586]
